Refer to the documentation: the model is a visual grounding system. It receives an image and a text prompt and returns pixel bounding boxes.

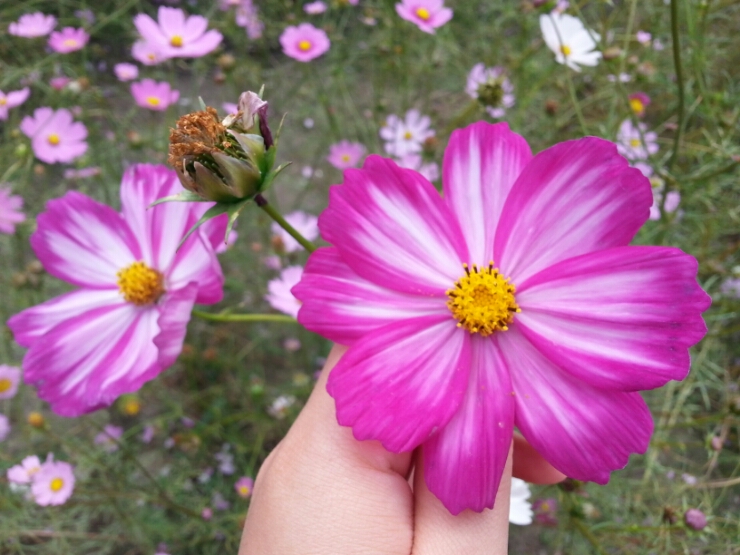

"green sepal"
[148,190,212,208]
[176,197,252,251]
[261,161,292,192]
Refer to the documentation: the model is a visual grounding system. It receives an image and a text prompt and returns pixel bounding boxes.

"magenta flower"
[395,0,452,34]
[0,88,30,120]
[7,455,42,484]
[131,79,180,111]
[0,365,21,399]
[50,77,71,91]
[0,187,26,234]
[271,211,319,253]
[235,476,254,498]
[8,13,57,38]
[327,140,366,169]
[131,41,168,66]
[280,23,330,62]
[616,119,659,161]
[466,64,515,119]
[114,63,139,82]
[628,92,651,117]
[48,27,89,53]
[20,108,88,164]
[7,164,225,416]
[0,414,9,442]
[31,456,75,506]
[379,109,435,157]
[133,7,222,60]
[293,121,710,514]
[266,266,303,318]
[533,498,559,525]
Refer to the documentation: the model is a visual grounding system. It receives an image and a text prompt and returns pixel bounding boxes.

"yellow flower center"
[63,39,79,48]
[170,35,183,47]
[630,138,641,148]
[48,134,60,145]
[446,263,520,336]
[123,399,141,416]
[117,261,165,306]
[403,131,413,140]
[28,412,45,427]
[298,40,312,51]
[0,98,7,106]
[341,154,351,162]
[50,477,64,492]
[416,7,431,20]
[238,485,251,496]
[629,98,644,114]
[147,96,161,107]
[147,53,156,61]
[540,501,550,512]
[0,378,12,393]
[560,44,572,56]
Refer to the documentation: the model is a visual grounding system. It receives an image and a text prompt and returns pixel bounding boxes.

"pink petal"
[422,336,514,514]
[159,6,185,35]
[181,29,222,57]
[319,155,469,295]
[154,283,198,369]
[443,122,532,264]
[182,14,208,41]
[8,289,121,348]
[515,246,710,390]
[294,247,447,346]
[31,192,140,288]
[499,326,653,483]
[495,137,653,284]
[167,231,224,304]
[327,316,470,453]
[134,13,166,45]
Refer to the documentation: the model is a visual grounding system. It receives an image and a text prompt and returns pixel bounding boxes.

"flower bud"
[684,508,707,531]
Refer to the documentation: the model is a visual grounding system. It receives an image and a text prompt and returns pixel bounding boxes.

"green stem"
[193,310,296,324]
[256,196,317,253]
[667,0,686,172]
[565,71,588,136]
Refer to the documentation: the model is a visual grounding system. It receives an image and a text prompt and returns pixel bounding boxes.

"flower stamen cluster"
[116,261,165,305]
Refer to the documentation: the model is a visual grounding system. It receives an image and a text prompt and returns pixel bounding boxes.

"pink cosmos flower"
[235,0,264,39]
[0,187,26,234]
[379,109,435,157]
[533,498,559,525]
[0,88,30,120]
[0,365,21,399]
[271,211,319,253]
[131,79,180,111]
[20,107,88,164]
[0,414,9,442]
[636,30,652,45]
[114,63,139,81]
[616,119,659,161]
[7,164,225,416]
[235,476,254,498]
[266,266,303,318]
[48,27,89,53]
[8,13,57,38]
[293,121,710,514]
[628,92,651,117]
[465,64,515,119]
[649,178,680,221]
[305,1,328,14]
[95,424,124,452]
[720,278,740,298]
[31,456,75,506]
[395,0,452,34]
[132,41,168,65]
[395,153,439,182]
[133,7,222,60]
[7,455,42,484]
[50,76,71,91]
[327,140,366,169]
[280,23,330,62]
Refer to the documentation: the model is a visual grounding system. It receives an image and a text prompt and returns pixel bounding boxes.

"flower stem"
[255,194,317,253]
[192,310,296,324]
[667,0,686,172]
[565,71,588,136]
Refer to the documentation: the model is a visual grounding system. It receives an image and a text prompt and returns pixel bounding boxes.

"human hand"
[239,345,565,555]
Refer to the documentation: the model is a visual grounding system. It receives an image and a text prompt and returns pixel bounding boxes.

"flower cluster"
[7,454,76,506]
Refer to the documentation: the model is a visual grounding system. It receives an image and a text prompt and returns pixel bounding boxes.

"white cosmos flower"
[540,13,601,72]
[509,478,533,525]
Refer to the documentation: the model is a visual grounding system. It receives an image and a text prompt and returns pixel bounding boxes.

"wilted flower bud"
[602,46,623,60]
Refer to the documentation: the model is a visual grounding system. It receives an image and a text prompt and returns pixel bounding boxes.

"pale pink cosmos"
[0,187,26,234]
[636,30,652,45]
[304,1,328,14]
[0,365,21,399]
[7,164,225,416]
[31,456,75,506]
[133,7,223,60]
[50,77,71,91]
[48,27,89,53]
[327,140,366,169]
[95,424,124,452]
[234,476,254,498]
[271,211,319,253]
[293,121,710,513]
[465,64,515,119]
[395,0,452,34]
[0,88,30,120]
[7,455,42,484]
[115,63,139,82]
[616,119,659,161]
[235,0,264,39]
[131,79,180,111]
[132,41,168,66]
[8,13,57,38]
[266,266,303,318]
[395,153,439,182]
[0,414,9,441]
[648,178,680,220]
[720,278,740,298]
[20,107,88,164]
[379,109,435,157]
[280,23,330,62]
[628,92,651,117]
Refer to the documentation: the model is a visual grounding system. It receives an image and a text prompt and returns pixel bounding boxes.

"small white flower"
[540,13,601,72]
[509,478,533,525]
[379,109,435,157]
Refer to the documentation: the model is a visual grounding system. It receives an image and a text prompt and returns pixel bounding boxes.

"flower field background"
[1,0,739,553]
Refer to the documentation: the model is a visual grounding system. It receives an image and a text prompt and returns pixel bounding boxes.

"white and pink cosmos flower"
[327,140,366,170]
[280,23,330,62]
[20,107,88,164]
[31,456,75,506]
[131,41,168,66]
[0,365,21,399]
[0,88,30,120]
[379,109,435,157]
[266,266,303,318]
[131,79,180,111]
[133,7,222,61]
[616,119,659,161]
[466,64,515,119]
[114,63,139,82]
[48,27,89,53]
[0,187,26,234]
[8,13,57,38]
[7,164,225,417]
[7,455,42,484]
[395,0,452,34]
[293,121,710,514]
